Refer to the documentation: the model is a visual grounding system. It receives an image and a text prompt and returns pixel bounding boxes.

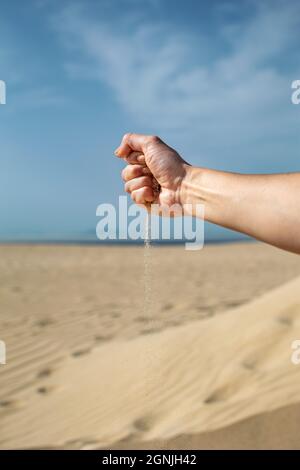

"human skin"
[115,133,300,254]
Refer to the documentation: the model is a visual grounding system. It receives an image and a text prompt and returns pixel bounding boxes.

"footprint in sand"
[71,348,91,358]
[141,327,162,335]
[37,367,53,379]
[204,378,248,404]
[35,318,54,328]
[162,302,174,311]
[241,360,257,371]
[11,285,22,293]
[204,389,226,404]
[94,335,112,343]
[134,316,148,324]
[0,399,16,408]
[111,312,121,318]
[0,399,21,415]
[277,316,294,326]
[276,303,300,327]
[36,386,55,395]
[133,416,154,433]
[204,357,263,405]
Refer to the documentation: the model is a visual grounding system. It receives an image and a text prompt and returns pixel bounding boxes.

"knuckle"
[132,165,143,178]
[121,167,127,181]
[149,135,160,144]
[123,132,132,142]
[122,165,143,183]
[146,186,152,195]
[140,189,147,200]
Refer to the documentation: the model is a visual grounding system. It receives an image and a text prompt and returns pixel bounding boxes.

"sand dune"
[111,403,300,450]
[1,255,300,449]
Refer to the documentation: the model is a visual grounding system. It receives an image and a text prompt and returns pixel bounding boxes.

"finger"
[124,152,146,166]
[115,133,160,158]
[131,186,155,204]
[121,164,144,182]
[122,164,151,182]
[125,176,153,193]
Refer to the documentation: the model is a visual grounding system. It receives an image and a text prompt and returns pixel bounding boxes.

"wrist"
[180,165,206,217]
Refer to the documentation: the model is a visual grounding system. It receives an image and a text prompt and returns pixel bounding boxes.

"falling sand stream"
[143,173,160,324]
[141,204,165,421]
[141,209,167,448]
[143,210,152,320]
[142,209,157,415]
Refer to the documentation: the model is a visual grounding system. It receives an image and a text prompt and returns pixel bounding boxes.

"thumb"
[114,133,159,158]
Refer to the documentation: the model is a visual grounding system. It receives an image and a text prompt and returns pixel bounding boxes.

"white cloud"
[53,1,300,143]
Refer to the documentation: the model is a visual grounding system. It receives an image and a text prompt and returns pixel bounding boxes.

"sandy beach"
[0,242,300,449]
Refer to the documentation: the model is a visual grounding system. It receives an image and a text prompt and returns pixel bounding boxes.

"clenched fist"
[115,133,191,211]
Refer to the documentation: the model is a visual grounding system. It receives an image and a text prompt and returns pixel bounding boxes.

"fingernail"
[114,147,120,156]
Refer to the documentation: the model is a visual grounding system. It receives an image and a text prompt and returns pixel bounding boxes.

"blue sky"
[0,0,300,241]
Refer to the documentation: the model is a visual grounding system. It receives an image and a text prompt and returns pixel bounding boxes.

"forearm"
[182,166,300,254]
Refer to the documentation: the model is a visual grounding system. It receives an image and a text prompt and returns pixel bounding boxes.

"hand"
[115,133,190,212]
